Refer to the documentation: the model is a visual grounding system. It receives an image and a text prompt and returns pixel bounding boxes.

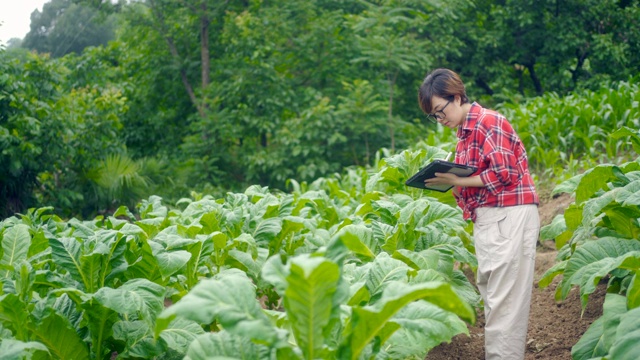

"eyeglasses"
[426,100,451,124]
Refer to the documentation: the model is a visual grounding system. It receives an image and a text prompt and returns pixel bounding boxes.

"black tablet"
[405,160,477,192]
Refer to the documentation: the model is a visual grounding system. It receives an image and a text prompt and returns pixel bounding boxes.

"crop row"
[540,127,640,359]
[0,145,478,360]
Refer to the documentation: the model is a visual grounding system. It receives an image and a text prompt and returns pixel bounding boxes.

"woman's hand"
[424,172,461,187]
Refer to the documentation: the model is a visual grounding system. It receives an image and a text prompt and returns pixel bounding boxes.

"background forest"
[1,0,639,219]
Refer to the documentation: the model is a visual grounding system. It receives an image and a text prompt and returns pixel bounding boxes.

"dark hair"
[418,68,469,114]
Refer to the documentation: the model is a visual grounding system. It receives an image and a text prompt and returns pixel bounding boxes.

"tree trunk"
[388,71,398,153]
[475,78,494,96]
[570,49,589,88]
[149,0,206,117]
[526,63,543,96]
[200,2,210,89]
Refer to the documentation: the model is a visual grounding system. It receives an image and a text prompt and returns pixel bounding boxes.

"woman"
[418,68,540,360]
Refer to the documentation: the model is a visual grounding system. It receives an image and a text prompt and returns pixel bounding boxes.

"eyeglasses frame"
[425,99,452,124]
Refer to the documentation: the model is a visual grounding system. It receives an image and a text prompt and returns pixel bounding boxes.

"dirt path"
[426,194,607,360]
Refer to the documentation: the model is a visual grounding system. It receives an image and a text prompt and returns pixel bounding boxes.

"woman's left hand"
[425,172,461,187]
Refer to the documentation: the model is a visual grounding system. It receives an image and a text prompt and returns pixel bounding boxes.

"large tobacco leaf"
[156,269,279,345]
[339,280,475,360]
[0,339,50,360]
[572,294,640,360]
[555,237,640,308]
[283,256,340,360]
[0,224,31,276]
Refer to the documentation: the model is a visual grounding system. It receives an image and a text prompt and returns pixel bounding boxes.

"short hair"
[418,68,469,114]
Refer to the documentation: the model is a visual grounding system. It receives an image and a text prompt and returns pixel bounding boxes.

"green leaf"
[449,270,482,307]
[416,201,466,233]
[261,254,290,296]
[626,271,640,310]
[32,312,89,360]
[184,331,270,360]
[370,200,400,225]
[576,165,619,204]
[183,237,207,287]
[538,260,567,288]
[91,279,164,327]
[572,294,627,360]
[156,269,276,344]
[564,203,584,231]
[251,217,283,248]
[581,188,620,228]
[365,253,410,301]
[381,300,469,358]
[611,126,640,153]
[0,339,49,360]
[609,307,640,360]
[79,251,104,293]
[158,318,206,354]
[340,281,475,359]
[558,238,640,306]
[125,240,164,284]
[540,214,568,241]
[394,249,444,272]
[81,299,119,360]
[49,237,87,290]
[112,320,162,358]
[284,256,340,360]
[1,224,31,276]
[229,248,269,280]
[615,179,640,207]
[150,241,191,279]
[571,316,607,360]
[602,294,628,350]
[334,224,376,260]
[552,173,585,196]
[0,293,29,339]
[28,230,50,260]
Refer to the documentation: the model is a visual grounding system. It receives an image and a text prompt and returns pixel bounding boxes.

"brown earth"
[426,193,607,360]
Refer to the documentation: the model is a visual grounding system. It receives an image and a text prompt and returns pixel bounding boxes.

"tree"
[22,0,117,57]
[453,0,640,98]
[346,0,466,151]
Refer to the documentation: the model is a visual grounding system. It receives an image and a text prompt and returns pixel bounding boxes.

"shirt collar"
[456,102,481,140]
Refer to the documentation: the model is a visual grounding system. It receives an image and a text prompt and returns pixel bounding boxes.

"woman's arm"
[424,173,484,188]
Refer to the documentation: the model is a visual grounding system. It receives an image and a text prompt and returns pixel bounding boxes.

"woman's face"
[430,95,465,129]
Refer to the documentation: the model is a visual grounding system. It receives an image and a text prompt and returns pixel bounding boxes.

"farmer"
[418,68,540,360]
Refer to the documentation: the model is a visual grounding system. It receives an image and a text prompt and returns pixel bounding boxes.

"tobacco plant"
[539,127,640,359]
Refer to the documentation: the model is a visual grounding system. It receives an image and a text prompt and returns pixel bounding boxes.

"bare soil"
[426,193,607,360]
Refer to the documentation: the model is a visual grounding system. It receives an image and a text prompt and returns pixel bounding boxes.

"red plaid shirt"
[454,102,539,221]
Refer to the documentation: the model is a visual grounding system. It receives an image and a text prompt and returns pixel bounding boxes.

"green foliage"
[0,145,478,359]
[498,82,640,181]
[110,0,464,193]
[538,128,640,359]
[5,0,640,218]
[22,0,117,58]
[0,51,63,218]
[571,294,640,360]
[456,0,640,98]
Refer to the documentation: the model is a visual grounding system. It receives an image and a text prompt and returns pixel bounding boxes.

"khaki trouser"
[474,205,540,360]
